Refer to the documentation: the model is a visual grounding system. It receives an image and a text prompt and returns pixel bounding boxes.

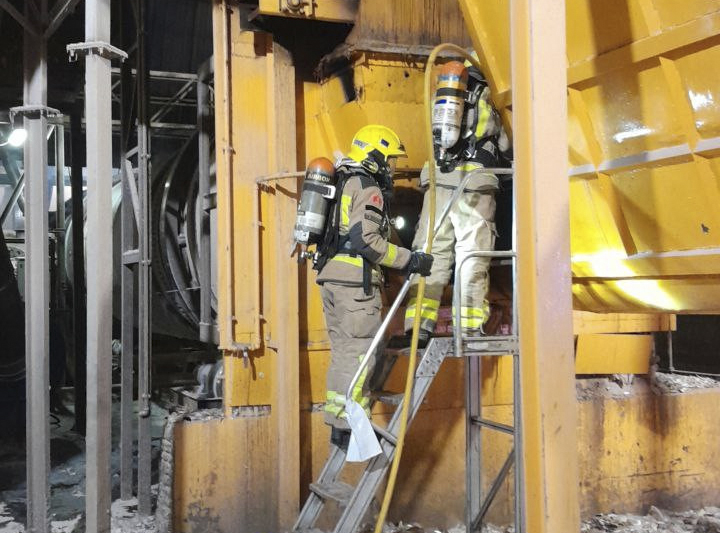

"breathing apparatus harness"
[313,158,391,295]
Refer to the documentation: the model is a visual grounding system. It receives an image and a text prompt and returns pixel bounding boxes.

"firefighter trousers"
[405,186,497,333]
[320,282,384,429]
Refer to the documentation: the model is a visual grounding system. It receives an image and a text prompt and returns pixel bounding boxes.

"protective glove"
[405,251,434,277]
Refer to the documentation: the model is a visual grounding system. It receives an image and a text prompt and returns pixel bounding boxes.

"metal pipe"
[220,0,237,351]
[69,105,86,436]
[54,125,66,313]
[23,2,50,530]
[136,0,153,515]
[197,57,213,344]
[0,172,25,226]
[255,170,304,184]
[84,0,113,529]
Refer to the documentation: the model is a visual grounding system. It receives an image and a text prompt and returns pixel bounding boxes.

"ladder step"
[371,422,397,445]
[309,482,355,506]
[470,416,514,435]
[371,391,403,406]
[460,336,518,356]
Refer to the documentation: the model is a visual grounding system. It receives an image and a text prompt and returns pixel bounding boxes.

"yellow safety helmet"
[463,50,480,69]
[347,125,406,173]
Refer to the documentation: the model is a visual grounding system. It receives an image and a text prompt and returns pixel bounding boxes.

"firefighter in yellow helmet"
[314,124,433,446]
[390,55,512,348]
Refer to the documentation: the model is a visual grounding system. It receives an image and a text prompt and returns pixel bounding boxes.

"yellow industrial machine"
[491,0,720,313]
[167,1,720,532]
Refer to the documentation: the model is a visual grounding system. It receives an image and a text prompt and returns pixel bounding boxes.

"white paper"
[345,399,382,462]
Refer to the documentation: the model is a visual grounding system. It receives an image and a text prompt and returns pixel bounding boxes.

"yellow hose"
[373,44,483,533]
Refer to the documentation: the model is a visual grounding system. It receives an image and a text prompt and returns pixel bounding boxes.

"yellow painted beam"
[510,0,580,532]
[212,4,300,529]
[573,311,675,334]
[575,333,653,375]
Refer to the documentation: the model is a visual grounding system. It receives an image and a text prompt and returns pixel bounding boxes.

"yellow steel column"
[510,0,580,532]
[211,3,300,530]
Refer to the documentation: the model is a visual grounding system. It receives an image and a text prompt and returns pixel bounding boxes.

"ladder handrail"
[453,250,516,359]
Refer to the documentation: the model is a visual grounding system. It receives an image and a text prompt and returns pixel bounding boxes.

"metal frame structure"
[117,0,153,516]
[77,0,118,529]
[22,1,51,531]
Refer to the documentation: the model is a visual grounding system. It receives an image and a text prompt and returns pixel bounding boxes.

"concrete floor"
[0,393,167,532]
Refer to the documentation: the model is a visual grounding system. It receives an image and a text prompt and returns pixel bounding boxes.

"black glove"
[406,251,434,277]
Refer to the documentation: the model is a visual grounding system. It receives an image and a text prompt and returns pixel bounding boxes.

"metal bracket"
[66,41,128,63]
[9,105,62,123]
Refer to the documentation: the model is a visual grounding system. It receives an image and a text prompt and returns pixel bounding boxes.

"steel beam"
[510,0,579,532]
[1,0,40,36]
[118,0,135,499]
[23,0,50,531]
[0,149,25,214]
[0,171,25,226]
[44,0,82,38]
[83,0,114,530]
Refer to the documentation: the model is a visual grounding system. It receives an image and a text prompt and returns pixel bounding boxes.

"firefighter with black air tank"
[294,124,433,446]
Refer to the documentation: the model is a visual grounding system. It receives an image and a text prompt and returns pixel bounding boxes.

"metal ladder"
[294,167,521,533]
[293,333,520,533]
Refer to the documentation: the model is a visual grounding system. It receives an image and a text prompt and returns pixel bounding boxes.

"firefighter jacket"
[316,165,411,287]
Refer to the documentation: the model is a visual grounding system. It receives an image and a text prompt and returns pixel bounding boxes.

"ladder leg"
[513,351,525,533]
[465,355,482,530]
[333,339,451,533]
[294,445,347,531]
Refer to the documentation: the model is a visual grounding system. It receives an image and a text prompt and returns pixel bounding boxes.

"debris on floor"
[582,506,720,532]
[0,396,167,533]
[651,373,720,395]
[576,372,719,401]
[377,507,720,533]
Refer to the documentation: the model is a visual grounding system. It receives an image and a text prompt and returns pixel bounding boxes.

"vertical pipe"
[23,0,50,530]
[511,0,579,532]
[70,105,86,436]
[84,0,113,530]
[136,0,153,515]
[465,355,482,529]
[54,125,66,311]
[197,58,213,344]
[118,0,135,501]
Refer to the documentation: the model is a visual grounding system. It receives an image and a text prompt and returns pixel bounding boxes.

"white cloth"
[345,399,382,462]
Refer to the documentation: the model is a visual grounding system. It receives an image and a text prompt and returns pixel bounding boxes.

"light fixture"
[0,128,28,147]
[391,216,406,230]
